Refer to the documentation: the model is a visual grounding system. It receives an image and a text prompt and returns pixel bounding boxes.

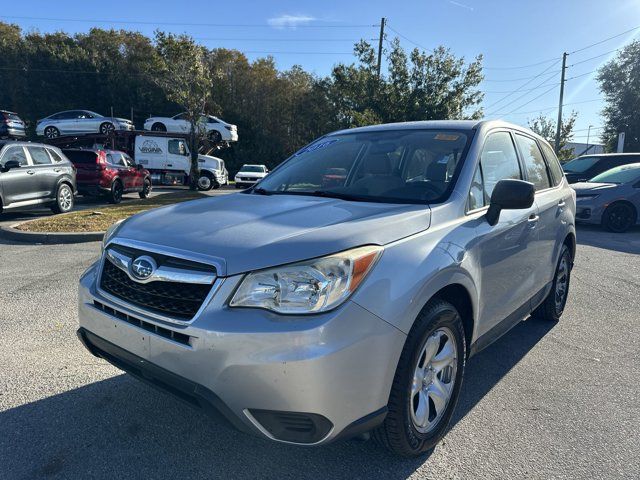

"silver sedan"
[573,162,640,232]
[36,110,134,138]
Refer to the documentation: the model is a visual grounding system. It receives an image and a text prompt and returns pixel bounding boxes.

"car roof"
[0,110,19,115]
[574,153,640,158]
[327,119,549,143]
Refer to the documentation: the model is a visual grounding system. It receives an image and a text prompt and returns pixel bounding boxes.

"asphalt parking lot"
[0,220,638,479]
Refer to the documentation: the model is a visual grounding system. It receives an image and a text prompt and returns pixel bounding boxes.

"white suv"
[234,164,268,188]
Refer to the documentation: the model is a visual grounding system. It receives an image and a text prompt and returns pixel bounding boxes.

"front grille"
[93,300,191,346]
[99,253,214,321]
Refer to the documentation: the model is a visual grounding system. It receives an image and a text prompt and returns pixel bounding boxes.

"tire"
[51,183,74,214]
[373,299,466,457]
[108,180,123,204]
[100,122,115,135]
[532,245,572,322]
[208,130,222,143]
[151,122,167,132]
[138,178,152,199]
[602,202,636,233]
[44,126,60,139]
[197,172,214,191]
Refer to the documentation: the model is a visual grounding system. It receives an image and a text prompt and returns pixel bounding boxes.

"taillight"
[96,152,107,170]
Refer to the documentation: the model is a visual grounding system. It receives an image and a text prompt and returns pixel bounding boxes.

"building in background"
[562,141,605,158]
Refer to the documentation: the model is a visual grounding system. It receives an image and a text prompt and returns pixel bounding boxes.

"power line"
[482,69,561,82]
[569,24,640,54]
[0,15,378,28]
[491,84,559,116]
[384,23,431,52]
[483,58,558,70]
[484,60,561,112]
[488,98,602,117]
[569,47,622,67]
[193,37,368,42]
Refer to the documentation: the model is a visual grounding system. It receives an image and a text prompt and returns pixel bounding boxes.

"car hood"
[115,193,431,276]
[114,117,132,123]
[572,182,618,193]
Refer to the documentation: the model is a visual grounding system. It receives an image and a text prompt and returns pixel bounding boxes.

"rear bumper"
[0,125,26,137]
[77,261,404,445]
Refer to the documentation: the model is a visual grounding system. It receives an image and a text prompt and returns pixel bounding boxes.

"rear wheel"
[602,202,636,233]
[139,178,152,199]
[44,126,60,139]
[532,245,572,321]
[151,122,166,132]
[108,180,123,204]
[373,299,465,457]
[51,183,74,214]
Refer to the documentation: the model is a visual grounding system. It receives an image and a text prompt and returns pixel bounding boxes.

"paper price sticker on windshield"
[295,139,339,156]
[434,133,460,141]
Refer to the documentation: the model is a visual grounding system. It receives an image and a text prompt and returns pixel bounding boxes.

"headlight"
[230,245,382,314]
[102,219,125,252]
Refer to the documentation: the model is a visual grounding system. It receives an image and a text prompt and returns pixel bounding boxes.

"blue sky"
[3,0,640,143]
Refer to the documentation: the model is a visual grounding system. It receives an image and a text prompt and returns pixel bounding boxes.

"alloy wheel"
[410,327,458,434]
[58,185,73,211]
[45,127,59,138]
[606,204,634,232]
[555,254,570,312]
[101,123,115,135]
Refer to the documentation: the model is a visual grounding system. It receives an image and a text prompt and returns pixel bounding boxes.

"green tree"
[528,112,577,161]
[597,40,640,152]
[154,32,213,189]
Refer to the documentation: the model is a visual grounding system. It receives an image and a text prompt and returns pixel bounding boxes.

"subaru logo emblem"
[130,255,156,280]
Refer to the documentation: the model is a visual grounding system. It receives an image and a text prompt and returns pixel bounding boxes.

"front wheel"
[100,122,115,135]
[51,183,74,214]
[602,202,636,233]
[139,178,152,198]
[208,130,222,143]
[373,299,465,457]
[197,172,215,191]
[44,126,60,139]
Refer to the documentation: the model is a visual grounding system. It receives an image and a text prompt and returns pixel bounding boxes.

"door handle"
[528,214,540,223]
[26,169,35,175]
[53,168,62,173]
[558,200,566,208]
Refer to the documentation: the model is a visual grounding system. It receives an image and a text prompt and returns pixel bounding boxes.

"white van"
[133,135,228,190]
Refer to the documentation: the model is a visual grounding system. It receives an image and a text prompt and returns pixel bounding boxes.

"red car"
[62,148,151,204]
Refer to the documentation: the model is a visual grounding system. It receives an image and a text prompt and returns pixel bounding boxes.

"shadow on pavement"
[0,317,555,480]
[576,224,640,254]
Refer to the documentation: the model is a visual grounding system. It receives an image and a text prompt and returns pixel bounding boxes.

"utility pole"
[377,17,386,78]
[586,124,593,154]
[554,52,568,153]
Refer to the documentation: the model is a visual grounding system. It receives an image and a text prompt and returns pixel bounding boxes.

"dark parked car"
[62,148,151,204]
[0,110,27,139]
[0,141,76,215]
[562,153,640,183]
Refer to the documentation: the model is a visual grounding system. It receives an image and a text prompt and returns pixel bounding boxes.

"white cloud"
[268,14,316,29]
[448,1,474,11]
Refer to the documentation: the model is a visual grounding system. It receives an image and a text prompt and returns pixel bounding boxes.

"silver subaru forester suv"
[78,120,576,457]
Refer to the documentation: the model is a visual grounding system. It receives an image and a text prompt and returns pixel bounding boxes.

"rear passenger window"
[27,146,52,165]
[515,134,550,190]
[480,131,522,200]
[540,142,564,186]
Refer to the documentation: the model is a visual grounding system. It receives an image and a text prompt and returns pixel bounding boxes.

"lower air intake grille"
[249,410,333,444]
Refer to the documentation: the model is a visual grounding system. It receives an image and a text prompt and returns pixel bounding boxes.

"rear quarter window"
[540,142,564,186]
[63,150,99,164]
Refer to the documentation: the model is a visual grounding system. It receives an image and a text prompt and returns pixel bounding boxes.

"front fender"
[351,235,479,339]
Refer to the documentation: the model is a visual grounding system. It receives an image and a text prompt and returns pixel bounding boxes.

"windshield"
[590,164,640,184]
[240,166,265,173]
[254,129,470,204]
[563,156,599,173]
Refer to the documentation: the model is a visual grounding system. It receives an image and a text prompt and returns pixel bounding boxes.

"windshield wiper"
[284,190,377,202]
[252,187,273,195]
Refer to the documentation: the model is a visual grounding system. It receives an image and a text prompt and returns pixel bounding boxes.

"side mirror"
[1,159,21,172]
[486,179,535,226]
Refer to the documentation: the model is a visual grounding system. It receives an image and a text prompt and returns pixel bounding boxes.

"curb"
[0,222,104,244]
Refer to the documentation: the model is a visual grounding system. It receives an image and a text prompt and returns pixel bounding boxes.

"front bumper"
[575,200,603,224]
[78,261,404,445]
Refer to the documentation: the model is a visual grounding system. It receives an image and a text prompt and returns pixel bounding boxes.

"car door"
[107,153,133,191]
[515,134,570,293]
[470,130,540,338]
[0,145,40,205]
[173,113,190,133]
[26,145,59,200]
[76,111,96,133]
[122,153,141,189]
